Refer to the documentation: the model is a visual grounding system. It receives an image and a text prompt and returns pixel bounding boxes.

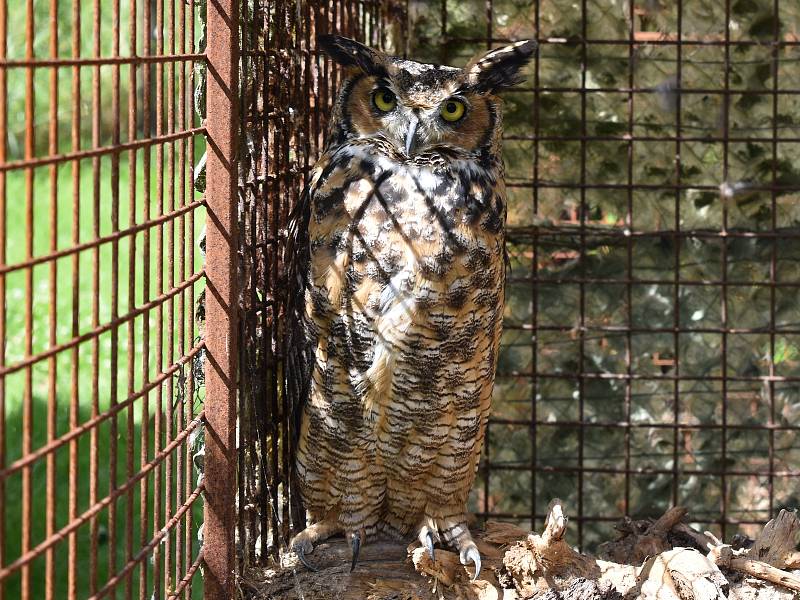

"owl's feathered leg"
[290,517,342,572]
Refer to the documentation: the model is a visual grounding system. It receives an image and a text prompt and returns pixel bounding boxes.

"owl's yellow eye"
[372,88,397,112]
[440,98,466,122]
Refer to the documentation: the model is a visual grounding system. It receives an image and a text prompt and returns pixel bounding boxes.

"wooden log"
[502,499,640,598]
[747,510,800,569]
[706,522,800,595]
[637,548,728,600]
[728,558,800,593]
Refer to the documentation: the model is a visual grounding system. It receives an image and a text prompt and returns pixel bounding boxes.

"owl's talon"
[460,546,481,581]
[294,545,320,573]
[425,531,436,562]
[349,532,361,572]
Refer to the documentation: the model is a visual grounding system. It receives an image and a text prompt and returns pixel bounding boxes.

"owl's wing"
[284,181,313,449]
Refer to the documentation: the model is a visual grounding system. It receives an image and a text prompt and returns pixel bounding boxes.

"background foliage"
[409,0,800,548]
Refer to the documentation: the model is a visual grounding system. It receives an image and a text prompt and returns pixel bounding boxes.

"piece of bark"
[672,524,715,553]
[526,499,599,579]
[536,577,623,600]
[727,579,797,600]
[747,510,800,568]
[728,559,800,593]
[407,540,508,599]
[410,545,462,588]
[482,521,530,547]
[637,547,728,600]
[707,528,800,595]
[599,507,709,565]
[245,540,443,600]
[502,499,638,599]
[630,508,689,565]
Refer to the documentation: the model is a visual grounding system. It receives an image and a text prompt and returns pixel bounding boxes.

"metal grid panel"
[236,0,406,568]
[0,0,206,597]
[413,0,800,548]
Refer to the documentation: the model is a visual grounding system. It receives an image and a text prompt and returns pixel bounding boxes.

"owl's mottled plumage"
[285,35,535,576]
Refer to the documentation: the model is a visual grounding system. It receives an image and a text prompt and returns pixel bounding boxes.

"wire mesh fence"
[409,0,800,549]
[2,0,800,597]
[236,0,407,570]
[0,0,206,598]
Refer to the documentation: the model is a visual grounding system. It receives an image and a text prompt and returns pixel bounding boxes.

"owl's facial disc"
[320,35,536,156]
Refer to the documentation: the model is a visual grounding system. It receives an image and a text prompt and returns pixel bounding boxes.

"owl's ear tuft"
[465,40,537,93]
[317,34,388,76]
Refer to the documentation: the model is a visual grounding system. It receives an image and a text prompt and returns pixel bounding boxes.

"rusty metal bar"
[153,0,166,589]
[204,0,239,597]
[139,0,154,593]
[20,0,34,596]
[430,34,800,47]
[89,1,103,591]
[0,1,6,598]
[45,0,59,597]
[474,511,786,525]
[719,0,733,541]
[767,0,781,523]
[164,0,177,590]
[183,2,197,596]
[485,463,800,478]
[68,0,82,595]
[0,52,204,68]
[491,418,800,432]
[126,0,146,590]
[174,0,187,586]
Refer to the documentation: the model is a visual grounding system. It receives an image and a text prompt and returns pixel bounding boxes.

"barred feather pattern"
[292,136,506,541]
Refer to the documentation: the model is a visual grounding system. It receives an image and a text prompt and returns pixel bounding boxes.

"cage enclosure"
[238,0,800,596]
[0,0,799,598]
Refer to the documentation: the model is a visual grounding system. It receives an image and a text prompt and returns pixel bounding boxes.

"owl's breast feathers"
[293,139,505,530]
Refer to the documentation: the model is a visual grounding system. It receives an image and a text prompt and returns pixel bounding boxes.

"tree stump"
[242,504,800,600]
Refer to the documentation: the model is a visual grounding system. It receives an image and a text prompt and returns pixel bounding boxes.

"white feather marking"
[415,168,439,193]
[362,256,417,419]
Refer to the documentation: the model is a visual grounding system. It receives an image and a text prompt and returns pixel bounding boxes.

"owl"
[285,34,535,579]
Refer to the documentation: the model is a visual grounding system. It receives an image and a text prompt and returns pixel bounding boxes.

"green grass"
[2,145,207,598]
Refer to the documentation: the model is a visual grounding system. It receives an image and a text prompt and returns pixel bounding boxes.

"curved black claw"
[349,533,361,573]
[461,546,481,581]
[295,545,320,573]
[424,531,436,562]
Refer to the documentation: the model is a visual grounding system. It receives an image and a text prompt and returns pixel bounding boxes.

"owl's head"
[318,35,536,159]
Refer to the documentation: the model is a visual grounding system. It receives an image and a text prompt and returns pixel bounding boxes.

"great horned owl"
[285,34,535,579]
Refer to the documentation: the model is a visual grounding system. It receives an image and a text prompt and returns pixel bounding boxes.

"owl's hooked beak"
[404,113,421,156]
